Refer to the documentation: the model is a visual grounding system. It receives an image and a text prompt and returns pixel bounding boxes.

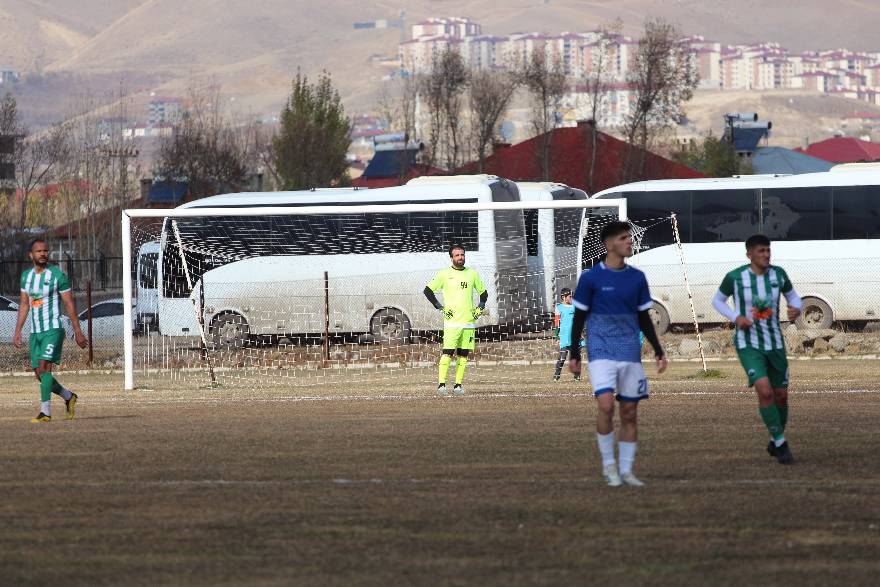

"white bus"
[156,176,530,345]
[516,182,588,317]
[590,166,880,332]
[135,241,160,332]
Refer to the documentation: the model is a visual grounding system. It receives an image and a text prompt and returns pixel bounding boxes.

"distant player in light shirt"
[568,221,667,487]
[712,234,802,465]
[12,238,88,423]
[424,244,488,396]
[553,288,582,381]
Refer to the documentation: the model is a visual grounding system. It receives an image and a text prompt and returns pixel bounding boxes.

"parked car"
[2,295,134,344]
[0,294,27,343]
[73,298,130,341]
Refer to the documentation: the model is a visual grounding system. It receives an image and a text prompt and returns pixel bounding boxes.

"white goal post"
[121,197,627,390]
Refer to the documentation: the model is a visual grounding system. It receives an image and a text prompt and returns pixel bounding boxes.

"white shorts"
[587,360,649,403]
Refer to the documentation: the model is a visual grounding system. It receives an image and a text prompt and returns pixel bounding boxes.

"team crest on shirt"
[747,368,756,377]
[750,296,773,320]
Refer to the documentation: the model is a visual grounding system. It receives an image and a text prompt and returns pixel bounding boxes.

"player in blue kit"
[568,221,667,487]
[552,288,582,381]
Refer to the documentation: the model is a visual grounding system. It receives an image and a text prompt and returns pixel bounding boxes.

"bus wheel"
[211,313,250,348]
[796,298,833,330]
[649,303,670,335]
[370,308,411,344]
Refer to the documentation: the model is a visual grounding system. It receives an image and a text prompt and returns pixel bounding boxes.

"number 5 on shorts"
[44,343,55,356]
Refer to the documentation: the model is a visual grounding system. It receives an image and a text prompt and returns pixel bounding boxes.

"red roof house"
[456,120,704,193]
[795,136,880,163]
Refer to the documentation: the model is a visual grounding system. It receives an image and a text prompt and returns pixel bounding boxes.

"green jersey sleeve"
[20,271,28,292]
[777,267,793,293]
[57,270,71,293]
[718,271,735,297]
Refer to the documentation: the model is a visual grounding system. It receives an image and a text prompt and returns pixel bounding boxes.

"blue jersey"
[555,303,584,349]
[572,262,653,363]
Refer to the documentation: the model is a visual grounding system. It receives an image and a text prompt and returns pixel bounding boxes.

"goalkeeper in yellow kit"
[424,244,488,396]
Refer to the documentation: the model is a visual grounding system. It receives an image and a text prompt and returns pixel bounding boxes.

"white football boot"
[620,471,645,487]
[603,464,623,487]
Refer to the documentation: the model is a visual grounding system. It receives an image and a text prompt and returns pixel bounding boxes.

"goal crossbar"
[122,198,627,219]
[120,198,626,390]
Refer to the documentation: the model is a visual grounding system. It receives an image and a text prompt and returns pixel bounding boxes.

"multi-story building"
[411,17,480,39]
[684,36,722,89]
[148,98,182,127]
[791,71,836,92]
[398,17,880,106]
[0,69,19,85]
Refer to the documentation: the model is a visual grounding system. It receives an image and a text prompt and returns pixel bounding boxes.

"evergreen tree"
[674,134,743,177]
[274,72,351,190]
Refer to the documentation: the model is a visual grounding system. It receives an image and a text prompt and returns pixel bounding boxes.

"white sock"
[773,436,786,448]
[40,401,51,416]
[597,432,616,467]
[58,387,73,401]
[618,441,637,475]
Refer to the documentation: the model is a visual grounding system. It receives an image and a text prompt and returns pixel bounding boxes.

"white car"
[74,298,131,341]
[0,294,27,343]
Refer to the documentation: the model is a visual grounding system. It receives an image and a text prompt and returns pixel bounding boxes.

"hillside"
[685,90,880,148]
[2,1,879,129]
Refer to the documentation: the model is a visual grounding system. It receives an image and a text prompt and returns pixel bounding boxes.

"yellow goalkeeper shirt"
[427,266,487,328]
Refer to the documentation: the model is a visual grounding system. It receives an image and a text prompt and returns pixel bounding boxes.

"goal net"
[119,195,686,394]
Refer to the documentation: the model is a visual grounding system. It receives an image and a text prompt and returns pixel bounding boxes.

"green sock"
[759,405,784,441]
[39,372,54,403]
[454,356,468,385]
[51,378,63,396]
[438,354,452,384]
[777,404,788,431]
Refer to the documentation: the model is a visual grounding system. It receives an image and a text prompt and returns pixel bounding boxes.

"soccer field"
[1,359,879,586]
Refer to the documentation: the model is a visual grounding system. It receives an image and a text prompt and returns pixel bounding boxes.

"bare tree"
[468,69,517,173]
[377,75,420,179]
[157,85,256,198]
[515,48,567,181]
[583,20,622,192]
[0,92,71,228]
[421,47,469,170]
[620,18,699,182]
[378,76,419,148]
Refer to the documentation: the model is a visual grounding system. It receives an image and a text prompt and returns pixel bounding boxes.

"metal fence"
[0,254,124,295]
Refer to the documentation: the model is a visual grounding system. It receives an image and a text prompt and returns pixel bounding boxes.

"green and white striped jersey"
[20,265,71,333]
[718,264,794,351]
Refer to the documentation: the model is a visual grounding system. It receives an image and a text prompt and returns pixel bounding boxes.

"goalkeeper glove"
[472,307,483,320]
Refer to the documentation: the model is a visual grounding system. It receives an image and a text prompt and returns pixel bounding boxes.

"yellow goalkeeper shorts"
[442,327,476,351]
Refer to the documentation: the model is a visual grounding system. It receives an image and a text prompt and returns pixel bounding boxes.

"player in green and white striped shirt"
[12,239,88,423]
[713,234,802,464]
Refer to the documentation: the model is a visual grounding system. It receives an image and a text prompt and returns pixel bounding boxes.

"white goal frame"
[121,198,627,390]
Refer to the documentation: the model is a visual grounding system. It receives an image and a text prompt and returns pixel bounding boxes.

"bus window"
[624,191,690,246]
[762,187,831,240]
[833,185,880,239]
[523,210,539,256]
[692,189,759,243]
[554,209,582,247]
[139,253,158,288]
